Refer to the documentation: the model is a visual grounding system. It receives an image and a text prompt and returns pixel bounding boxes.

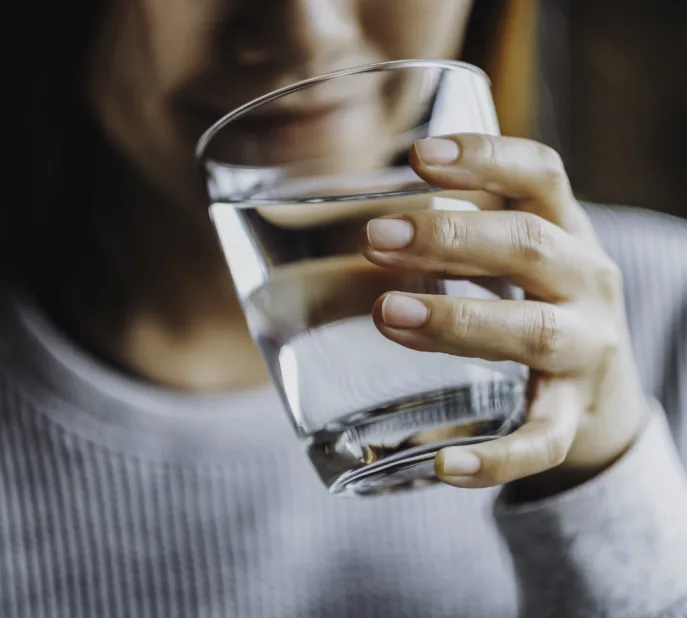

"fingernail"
[414,138,460,166]
[367,218,415,251]
[381,294,429,328]
[437,449,481,476]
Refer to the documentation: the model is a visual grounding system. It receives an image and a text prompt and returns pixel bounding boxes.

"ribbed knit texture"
[0,204,685,617]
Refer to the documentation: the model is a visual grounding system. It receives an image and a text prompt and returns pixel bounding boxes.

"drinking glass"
[196,59,528,496]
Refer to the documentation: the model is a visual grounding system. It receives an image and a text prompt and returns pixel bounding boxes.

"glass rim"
[194,58,488,163]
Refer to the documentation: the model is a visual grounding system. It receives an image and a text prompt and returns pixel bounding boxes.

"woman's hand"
[360,134,650,499]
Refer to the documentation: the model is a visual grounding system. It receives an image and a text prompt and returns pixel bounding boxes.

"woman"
[2,1,686,616]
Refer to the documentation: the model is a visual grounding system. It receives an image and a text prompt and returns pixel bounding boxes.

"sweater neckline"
[0,288,295,460]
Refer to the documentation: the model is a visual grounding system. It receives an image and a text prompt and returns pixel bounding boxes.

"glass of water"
[196,59,528,496]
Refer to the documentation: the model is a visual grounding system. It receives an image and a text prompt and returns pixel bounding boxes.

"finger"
[435,376,582,488]
[409,134,596,240]
[373,293,608,374]
[361,210,618,302]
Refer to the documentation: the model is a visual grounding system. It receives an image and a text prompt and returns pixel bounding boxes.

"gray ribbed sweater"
[0,204,686,617]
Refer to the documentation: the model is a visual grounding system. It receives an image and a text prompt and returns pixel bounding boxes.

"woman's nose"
[282,0,361,67]
[233,0,363,72]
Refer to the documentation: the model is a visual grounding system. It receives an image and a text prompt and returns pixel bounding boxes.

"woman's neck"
[30,144,269,393]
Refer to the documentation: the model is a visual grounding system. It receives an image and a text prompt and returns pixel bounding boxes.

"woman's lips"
[234,102,358,143]
[190,96,377,164]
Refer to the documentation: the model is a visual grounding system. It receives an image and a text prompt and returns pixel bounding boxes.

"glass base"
[305,382,525,496]
[326,436,499,496]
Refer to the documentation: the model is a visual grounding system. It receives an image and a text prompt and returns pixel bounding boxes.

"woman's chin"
[256,190,502,230]
[255,193,431,230]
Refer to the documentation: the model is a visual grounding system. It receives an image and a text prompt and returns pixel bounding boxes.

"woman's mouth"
[193,98,375,165]
[232,102,360,144]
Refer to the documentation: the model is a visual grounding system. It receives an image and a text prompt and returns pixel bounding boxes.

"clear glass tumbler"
[196,59,528,496]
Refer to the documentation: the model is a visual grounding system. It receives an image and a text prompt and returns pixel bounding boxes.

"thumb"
[434,377,582,488]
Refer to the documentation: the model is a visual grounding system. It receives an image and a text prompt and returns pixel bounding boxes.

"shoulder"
[584,204,687,413]
[584,202,687,295]
[584,201,687,260]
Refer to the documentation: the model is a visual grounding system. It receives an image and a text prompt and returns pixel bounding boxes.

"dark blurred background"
[538,0,687,218]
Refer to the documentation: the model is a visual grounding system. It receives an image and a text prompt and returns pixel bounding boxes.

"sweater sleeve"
[493,406,687,618]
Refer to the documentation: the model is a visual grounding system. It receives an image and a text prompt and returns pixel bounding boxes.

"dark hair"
[3,0,102,281]
[463,1,507,76]
[2,1,507,282]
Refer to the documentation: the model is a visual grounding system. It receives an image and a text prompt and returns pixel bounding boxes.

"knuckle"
[448,301,476,340]
[526,306,560,359]
[535,143,566,186]
[595,256,624,303]
[485,428,569,482]
[462,134,498,170]
[482,135,499,170]
[488,440,524,483]
[510,213,550,264]
[431,213,469,250]
[596,316,622,358]
[543,426,570,468]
